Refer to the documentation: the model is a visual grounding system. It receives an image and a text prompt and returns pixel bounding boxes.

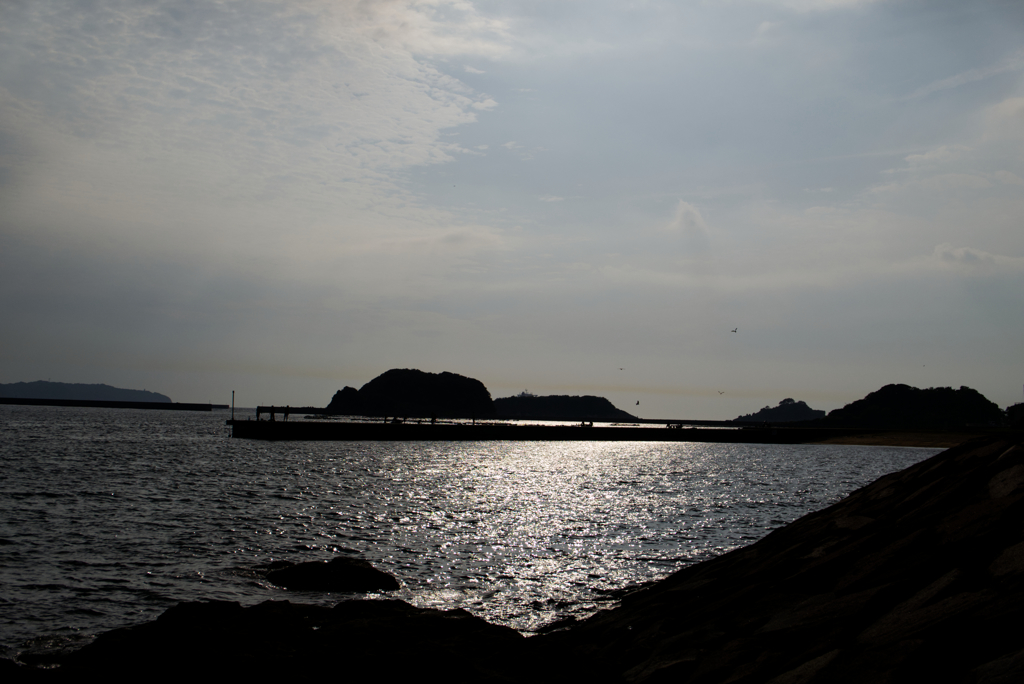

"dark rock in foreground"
[52,600,539,681]
[262,557,400,592]
[1007,403,1024,428]
[546,433,1024,682]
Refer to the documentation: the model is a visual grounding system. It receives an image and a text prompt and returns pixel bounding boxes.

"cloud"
[870,143,1008,196]
[906,49,1024,100]
[464,65,486,74]
[666,201,710,254]
[992,170,1024,187]
[930,244,1024,274]
[754,0,885,12]
[902,145,970,168]
[0,1,510,248]
[538,195,564,202]
[933,243,997,268]
[317,0,511,58]
[984,97,1024,141]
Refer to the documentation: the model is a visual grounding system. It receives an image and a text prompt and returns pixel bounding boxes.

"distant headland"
[0,381,226,412]
[0,381,171,403]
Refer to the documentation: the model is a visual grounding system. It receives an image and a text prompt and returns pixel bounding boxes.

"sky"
[1,0,1023,419]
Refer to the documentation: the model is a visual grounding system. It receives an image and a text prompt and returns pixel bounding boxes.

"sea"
[0,405,941,659]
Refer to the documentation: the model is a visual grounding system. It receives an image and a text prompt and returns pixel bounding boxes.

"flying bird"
[731,328,737,333]
[636,401,640,406]
[718,391,725,395]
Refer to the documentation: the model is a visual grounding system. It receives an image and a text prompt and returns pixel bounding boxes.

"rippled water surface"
[0,405,940,655]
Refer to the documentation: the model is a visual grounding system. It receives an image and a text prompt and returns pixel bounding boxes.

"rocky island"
[326,368,496,419]
[734,397,825,423]
[493,391,637,422]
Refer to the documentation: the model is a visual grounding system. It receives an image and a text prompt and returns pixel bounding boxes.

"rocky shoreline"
[6,432,1023,682]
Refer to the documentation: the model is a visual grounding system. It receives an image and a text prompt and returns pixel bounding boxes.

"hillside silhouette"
[808,384,1003,429]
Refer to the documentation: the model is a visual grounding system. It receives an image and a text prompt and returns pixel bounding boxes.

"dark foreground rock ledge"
[7,433,1024,682]
[10,600,564,682]
[545,432,1024,683]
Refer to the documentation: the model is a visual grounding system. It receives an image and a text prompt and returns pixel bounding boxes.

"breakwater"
[0,398,228,411]
[229,419,874,443]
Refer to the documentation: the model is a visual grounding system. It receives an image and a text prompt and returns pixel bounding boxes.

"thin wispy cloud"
[906,49,1024,100]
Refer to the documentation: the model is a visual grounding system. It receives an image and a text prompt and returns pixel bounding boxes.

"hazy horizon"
[2,0,1022,419]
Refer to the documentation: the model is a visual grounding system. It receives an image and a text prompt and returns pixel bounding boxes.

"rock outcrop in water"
[8,433,1024,682]
[734,397,825,423]
[326,369,495,419]
[259,557,400,592]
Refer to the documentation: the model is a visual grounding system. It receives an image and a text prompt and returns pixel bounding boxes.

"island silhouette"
[327,369,496,419]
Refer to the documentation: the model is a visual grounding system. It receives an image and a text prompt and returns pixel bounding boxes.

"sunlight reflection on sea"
[0,405,939,655]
